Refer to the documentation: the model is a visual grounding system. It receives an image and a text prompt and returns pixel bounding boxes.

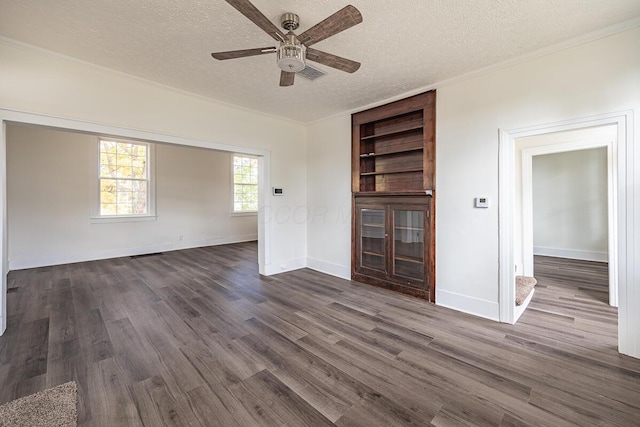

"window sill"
[230,211,258,217]
[90,215,158,224]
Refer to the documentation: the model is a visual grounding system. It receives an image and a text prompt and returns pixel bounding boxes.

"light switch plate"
[475,197,489,208]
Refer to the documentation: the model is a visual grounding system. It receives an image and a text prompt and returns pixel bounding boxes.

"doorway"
[497,111,634,357]
[519,126,617,309]
[6,124,262,271]
[0,110,271,335]
[527,143,613,324]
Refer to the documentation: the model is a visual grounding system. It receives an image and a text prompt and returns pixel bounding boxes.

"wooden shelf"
[360,119,424,141]
[360,168,423,176]
[359,147,423,158]
[394,255,424,264]
[362,251,385,258]
[354,191,434,197]
[394,226,424,231]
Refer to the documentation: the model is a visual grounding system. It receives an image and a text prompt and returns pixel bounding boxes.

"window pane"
[117,191,132,204]
[100,140,117,153]
[114,166,126,178]
[232,155,258,212]
[234,183,258,211]
[117,179,132,191]
[132,167,146,179]
[117,142,131,154]
[100,179,116,192]
[132,192,147,214]
[100,163,116,178]
[100,151,118,177]
[101,204,117,216]
[99,139,150,217]
[131,156,147,176]
[132,144,147,158]
[117,204,133,215]
[100,191,116,204]
[132,181,147,193]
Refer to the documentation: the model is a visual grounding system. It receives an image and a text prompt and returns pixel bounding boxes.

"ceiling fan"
[211,0,362,87]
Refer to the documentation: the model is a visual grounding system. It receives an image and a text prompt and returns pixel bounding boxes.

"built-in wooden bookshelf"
[351,91,436,301]
[352,91,435,194]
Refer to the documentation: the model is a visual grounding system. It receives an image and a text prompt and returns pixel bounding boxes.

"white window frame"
[231,154,259,216]
[90,137,156,223]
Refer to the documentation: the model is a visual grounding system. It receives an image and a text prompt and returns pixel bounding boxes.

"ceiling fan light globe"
[277,44,306,72]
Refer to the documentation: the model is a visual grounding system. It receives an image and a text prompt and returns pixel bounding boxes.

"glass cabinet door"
[360,209,386,272]
[392,209,424,281]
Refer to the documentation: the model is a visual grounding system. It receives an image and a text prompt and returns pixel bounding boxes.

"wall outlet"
[178,235,184,241]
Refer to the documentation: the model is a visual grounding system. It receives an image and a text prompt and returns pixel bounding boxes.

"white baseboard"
[263,257,307,276]
[0,274,5,335]
[533,246,608,262]
[436,289,500,322]
[306,257,350,280]
[513,288,535,324]
[8,234,258,270]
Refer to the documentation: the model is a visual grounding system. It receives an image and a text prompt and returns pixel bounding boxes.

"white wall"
[435,26,638,318]
[6,125,257,269]
[306,114,352,279]
[532,148,608,261]
[306,26,640,357]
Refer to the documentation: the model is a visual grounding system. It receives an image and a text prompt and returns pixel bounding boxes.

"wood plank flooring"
[1,244,639,426]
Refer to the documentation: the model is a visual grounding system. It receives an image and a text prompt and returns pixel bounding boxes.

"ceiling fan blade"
[306,48,360,73]
[211,47,275,60]
[280,71,295,87]
[298,5,362,47]
[225,0,286,42]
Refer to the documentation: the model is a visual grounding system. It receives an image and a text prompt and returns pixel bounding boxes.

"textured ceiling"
[1,1,640,123]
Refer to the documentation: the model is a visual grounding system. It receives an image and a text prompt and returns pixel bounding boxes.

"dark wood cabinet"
[354,196,431,299]
[351,91,435,301]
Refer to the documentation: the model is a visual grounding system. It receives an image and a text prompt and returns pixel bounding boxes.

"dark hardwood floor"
[1,244,638,426]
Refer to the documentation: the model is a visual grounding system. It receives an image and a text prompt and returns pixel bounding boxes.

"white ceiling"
[1,1,640,123]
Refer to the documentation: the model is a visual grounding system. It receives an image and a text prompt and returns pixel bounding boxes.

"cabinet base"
[352,273,431,301]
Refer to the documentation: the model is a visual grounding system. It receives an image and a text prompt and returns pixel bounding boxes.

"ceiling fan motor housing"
[280,13,300,31]
[277,31,306,72]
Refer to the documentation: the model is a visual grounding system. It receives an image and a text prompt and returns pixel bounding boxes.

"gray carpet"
[0,382,77,427]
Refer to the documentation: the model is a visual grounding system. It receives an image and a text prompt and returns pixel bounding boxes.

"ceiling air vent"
[297,64,326,81]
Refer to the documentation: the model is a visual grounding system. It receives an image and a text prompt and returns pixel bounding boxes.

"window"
[98,138,152,217]
[232,155,258,212]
